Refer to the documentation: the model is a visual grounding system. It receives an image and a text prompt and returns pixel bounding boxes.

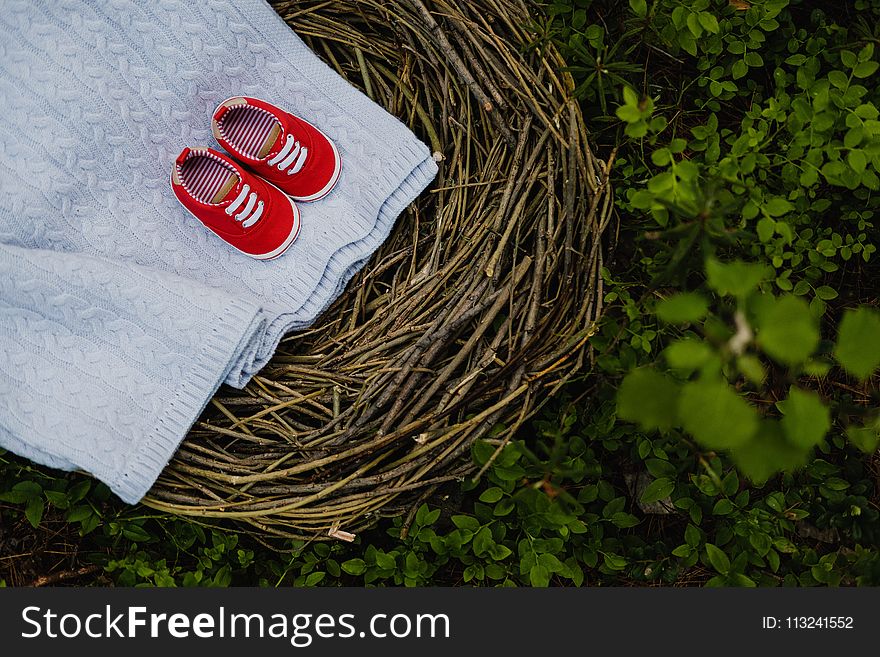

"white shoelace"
[266,133,308,175]
[224,183,263,228]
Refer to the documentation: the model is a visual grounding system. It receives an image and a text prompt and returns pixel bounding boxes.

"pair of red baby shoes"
[171,97,341,260]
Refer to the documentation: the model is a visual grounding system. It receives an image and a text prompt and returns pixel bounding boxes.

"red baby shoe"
[211,96,341,202]
[171,147,300,260]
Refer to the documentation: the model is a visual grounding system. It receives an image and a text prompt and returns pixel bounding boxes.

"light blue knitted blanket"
[0,0,438,502]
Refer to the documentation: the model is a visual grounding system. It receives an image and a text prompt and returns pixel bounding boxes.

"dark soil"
[0,505,106,587]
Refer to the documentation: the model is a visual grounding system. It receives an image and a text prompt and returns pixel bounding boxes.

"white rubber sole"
[172,173,301,261]
[288,124,342,202]
[252,193,301,260]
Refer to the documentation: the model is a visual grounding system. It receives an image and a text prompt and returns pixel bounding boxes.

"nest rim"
[143,0,613,541]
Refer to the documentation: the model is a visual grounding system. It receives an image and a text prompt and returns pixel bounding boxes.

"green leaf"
[730,573,757,587]
[304,571,325,586]
[375,552,396,571]
[705,543,730,575]
[617,369,681,431]
[537,553,566,574]
[0,490,28,504]
[626,120,649,138]
[755,295,819,365]
[822,160,845,180]
[764,197,793,216]
[12,480,42,499]
[628,0,648,18]
[664,339,713,371]
[341,559,366,576]
[43,490,70,509]
[67,480,91,503]
[847,424,880,454]
[645,458,676,479]
[713,499,734,515]
[855,103,879,119]
[698,12,719,33]
[655,292,709,323]
[616,105,642,123]
[671,544,691,557]
[529,564,550,587]
[731,420,809,484]
[418,505,440,527]
[706,258,769,298]
[25,497,44,528]
[845,127,864,149]
[678,379,758,449]
[479,487,504,503]
[744,51,764,67]
[81,514,101,535]
[485,564,506,580]
[65,505,93,523]
[779,387,830,449]
[835,307,880,379]
[493,498,515,517]
[489,544,513,561]
[611,512,640,528]
[848,149,867,173]
[602,553,627,571]
[679,31,697,57]
[122,525,151,543]
[756,216,775,242]
[472,439,495,465]
[814,285,838,300]
[737,354,766,385]
[853,61,879,78]
[640,477,674,504]
[451,515,480,532]
[828,70,849,89]
[472,527,494,556]
[686,12,702,37]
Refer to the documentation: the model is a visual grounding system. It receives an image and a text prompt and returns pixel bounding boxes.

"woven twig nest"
[143,0,613,539]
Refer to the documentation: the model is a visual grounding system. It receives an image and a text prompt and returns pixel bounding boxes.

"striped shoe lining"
[218,105,280,159]
[178,150,239,204]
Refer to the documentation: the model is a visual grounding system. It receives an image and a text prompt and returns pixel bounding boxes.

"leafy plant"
[618,257,880,482]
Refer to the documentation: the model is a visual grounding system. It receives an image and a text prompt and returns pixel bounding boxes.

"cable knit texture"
[0,0,438,502]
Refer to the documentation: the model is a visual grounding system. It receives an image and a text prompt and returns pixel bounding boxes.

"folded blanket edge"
[110,297,265,503]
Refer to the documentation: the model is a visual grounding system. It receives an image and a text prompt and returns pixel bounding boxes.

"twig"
[28,565,100,588]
